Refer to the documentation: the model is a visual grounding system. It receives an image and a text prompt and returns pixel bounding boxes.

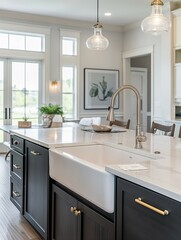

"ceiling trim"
[0,9,123,33]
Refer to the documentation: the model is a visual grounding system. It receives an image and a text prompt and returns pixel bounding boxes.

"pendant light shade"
[86,0,109,50]
[141,0,171,35]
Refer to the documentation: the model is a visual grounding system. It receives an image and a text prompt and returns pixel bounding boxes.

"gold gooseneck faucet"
[107,85,147,149]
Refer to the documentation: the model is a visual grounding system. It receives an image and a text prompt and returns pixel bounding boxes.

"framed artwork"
[84,68,119,110]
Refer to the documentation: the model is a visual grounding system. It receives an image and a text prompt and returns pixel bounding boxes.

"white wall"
[49,26,61,105]
[123,23,172,121]
[48,26,123,121]
[0,9,174,123]
[79,29,123,120]
[0,10,124,122]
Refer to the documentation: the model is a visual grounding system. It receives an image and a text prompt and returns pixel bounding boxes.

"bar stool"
[150,121,175,137]
[179,126,181,138]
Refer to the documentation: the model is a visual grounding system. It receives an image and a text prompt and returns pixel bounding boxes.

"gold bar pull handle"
[135,197,169,216]
[30,150,40,156]
[13,164,21,169]
[13,191,21,198]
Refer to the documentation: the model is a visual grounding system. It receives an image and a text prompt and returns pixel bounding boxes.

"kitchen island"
[9,124,181,240]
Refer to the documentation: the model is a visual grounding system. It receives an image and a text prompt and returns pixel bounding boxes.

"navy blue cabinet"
[24,140,49,239]
[52,183,114,240]
[116,178,181,240]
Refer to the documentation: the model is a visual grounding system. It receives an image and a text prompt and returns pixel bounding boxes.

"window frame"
[62,37,77,56]
[0,22,51,124]
[60,29,80,120]
[10,59,43,125]
[61,65,77,119]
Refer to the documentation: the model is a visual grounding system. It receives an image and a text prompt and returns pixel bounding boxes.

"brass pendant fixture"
[86,0,109,50]
[141,0,171,35]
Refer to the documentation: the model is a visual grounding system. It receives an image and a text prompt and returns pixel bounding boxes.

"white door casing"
[122,46,153,132]
[124,68,147,131]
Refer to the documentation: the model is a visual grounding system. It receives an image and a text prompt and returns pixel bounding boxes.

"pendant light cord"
[97,0,99,23]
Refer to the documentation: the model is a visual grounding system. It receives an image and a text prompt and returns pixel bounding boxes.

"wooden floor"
[0,154,42,240]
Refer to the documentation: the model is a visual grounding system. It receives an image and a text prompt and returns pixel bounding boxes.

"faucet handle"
[137,132,147,143]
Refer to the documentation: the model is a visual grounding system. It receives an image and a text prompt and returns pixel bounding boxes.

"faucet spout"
[107,84,146,149]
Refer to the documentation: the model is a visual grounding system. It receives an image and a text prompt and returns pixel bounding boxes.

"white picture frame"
[84,68,119,110]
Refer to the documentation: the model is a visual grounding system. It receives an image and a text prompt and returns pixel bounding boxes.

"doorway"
[0,58,42,149]
[126,67,148,131]
[122,46,153,132]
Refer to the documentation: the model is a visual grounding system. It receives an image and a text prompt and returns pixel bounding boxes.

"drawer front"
[10,135,24,154]
[10,150,23,183]
[10,177,23,214]
[116,178,181,240]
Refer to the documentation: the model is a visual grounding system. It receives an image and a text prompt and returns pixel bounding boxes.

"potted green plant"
[18,117,32,128]
[39,103,64,128]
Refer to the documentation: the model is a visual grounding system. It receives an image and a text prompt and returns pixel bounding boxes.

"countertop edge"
[106,166,181,203]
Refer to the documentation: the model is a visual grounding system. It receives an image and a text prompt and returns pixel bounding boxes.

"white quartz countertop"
[9,123,181,203]
[107,134,181,203]
[9,123,127,148]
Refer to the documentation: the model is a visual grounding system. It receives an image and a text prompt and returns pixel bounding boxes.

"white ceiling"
[0,0,179,26]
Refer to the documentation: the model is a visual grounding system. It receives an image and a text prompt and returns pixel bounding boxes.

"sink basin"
[49,144,156,213]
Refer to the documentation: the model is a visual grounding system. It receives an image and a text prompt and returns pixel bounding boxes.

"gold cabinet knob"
[70,207,76,213]
[30,150,40,156]
[70,207,81,216]
[74,210,81,216]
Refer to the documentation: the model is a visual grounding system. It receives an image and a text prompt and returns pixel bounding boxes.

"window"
[0,31,44,52]
[12,61,40,125]
[0,33,8,48]
[0,23,50,151]
[62,66,77,119]
[60,30,80,120]
[62,37,77,56]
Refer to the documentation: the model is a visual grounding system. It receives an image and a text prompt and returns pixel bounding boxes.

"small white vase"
[51,115,63,128]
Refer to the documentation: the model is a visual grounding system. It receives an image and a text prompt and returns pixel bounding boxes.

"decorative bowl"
[92,124,112,132]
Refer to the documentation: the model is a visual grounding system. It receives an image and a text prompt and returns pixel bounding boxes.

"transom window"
[0,31,44,52]
[62,37,77,56]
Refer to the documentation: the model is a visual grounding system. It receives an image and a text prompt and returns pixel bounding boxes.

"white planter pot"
[51,115,63,128]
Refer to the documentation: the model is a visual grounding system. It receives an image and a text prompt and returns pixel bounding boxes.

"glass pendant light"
[86,0,109,50]
[141,0,171,35]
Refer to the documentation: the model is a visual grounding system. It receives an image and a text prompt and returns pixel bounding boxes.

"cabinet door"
[174,65,181,102]
[174,13,181,47]
[24,141,49,239]
[51,184,78,240]
[116,178,181,240]
[78,202,114,240]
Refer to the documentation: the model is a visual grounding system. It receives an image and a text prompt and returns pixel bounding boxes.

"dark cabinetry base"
[52,183,114,240]
[116,178,181,240]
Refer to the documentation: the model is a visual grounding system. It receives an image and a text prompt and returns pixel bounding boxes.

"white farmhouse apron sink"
[49,144,158,213]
